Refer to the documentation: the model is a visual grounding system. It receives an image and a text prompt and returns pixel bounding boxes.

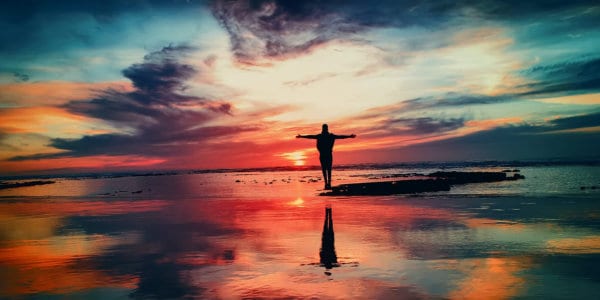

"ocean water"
[1,164,599,299]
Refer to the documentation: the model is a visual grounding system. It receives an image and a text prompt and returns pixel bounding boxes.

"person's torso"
[316,133,335,153]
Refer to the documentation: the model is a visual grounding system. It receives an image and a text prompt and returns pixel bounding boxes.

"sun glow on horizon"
[278,150,307,166]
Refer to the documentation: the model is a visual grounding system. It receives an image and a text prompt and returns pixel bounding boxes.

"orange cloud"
[0,155,166,174]
[0,106,112,136]
[464,117,524,131]
[534,93,600,105]
[0,106,121,162]
[0,81,133,106]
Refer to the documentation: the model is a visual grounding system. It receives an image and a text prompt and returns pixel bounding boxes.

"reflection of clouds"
[0,199,169,216]
[447,257,531,300]
[546,236,600,254]
[0,233,140,296]
[1,179,599,299]
[76,199,247,299]
[213,274,429,299]
[0,214,62,241]
[0,261,138,297]
[0,198,169,297]
[0,233,140,268]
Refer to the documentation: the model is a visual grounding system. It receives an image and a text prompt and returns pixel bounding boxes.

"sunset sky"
[1,0,599,174]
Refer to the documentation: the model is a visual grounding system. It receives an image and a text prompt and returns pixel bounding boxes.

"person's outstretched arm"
[296,134,319,139]
[333,134,356,139]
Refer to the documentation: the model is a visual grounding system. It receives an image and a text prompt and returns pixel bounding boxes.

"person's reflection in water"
[320,205,339,274]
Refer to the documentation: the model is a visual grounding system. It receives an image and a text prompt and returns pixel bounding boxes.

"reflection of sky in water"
[0,166,599,299]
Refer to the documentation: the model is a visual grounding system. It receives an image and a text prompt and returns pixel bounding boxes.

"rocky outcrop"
[321,171,524,196]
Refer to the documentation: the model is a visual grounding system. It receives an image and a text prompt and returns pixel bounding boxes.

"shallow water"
[1,166,599,299]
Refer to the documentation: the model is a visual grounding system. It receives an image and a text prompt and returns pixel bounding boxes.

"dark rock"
[511,173,526,180]
[321,179,451,196]
[321,171,525,196]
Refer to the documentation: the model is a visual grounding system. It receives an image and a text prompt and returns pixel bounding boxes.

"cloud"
[519,57,600,96]
[0,0,214,84]
[211,0,360,64]
[388,117,466,135]
[362,112,600,163]
[401,93,514,111]
[211,0,599,63]
[9,45,255,163]
[12,72,29,82]
[0,81,133,107]
[122,45,197,95]
[283,72,338,87]
[547,111,600,130]
[350,56,600,116]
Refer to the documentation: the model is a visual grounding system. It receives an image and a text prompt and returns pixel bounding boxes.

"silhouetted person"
[320,206,338,270]
[297,124,356,189]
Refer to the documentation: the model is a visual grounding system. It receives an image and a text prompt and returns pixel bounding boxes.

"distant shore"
[1,159,598,181]
[0,180,55,190]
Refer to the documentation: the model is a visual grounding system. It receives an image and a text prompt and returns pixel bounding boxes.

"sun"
[278,150,307,167]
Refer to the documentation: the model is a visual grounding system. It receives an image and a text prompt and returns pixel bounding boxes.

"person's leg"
[319,155,329,188]
[327,156,333,188]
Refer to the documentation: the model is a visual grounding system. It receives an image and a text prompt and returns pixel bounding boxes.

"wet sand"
[1,167,599,299]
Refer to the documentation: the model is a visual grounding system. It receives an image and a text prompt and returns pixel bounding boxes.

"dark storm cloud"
[210,0,359,63]
[63,45,217,126]
[9,45,254,161]
[122,45,197,94]
[519,57,600,96]
[211,0,599,63]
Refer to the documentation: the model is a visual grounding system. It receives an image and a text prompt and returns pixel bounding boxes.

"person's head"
[322,123,329,133]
